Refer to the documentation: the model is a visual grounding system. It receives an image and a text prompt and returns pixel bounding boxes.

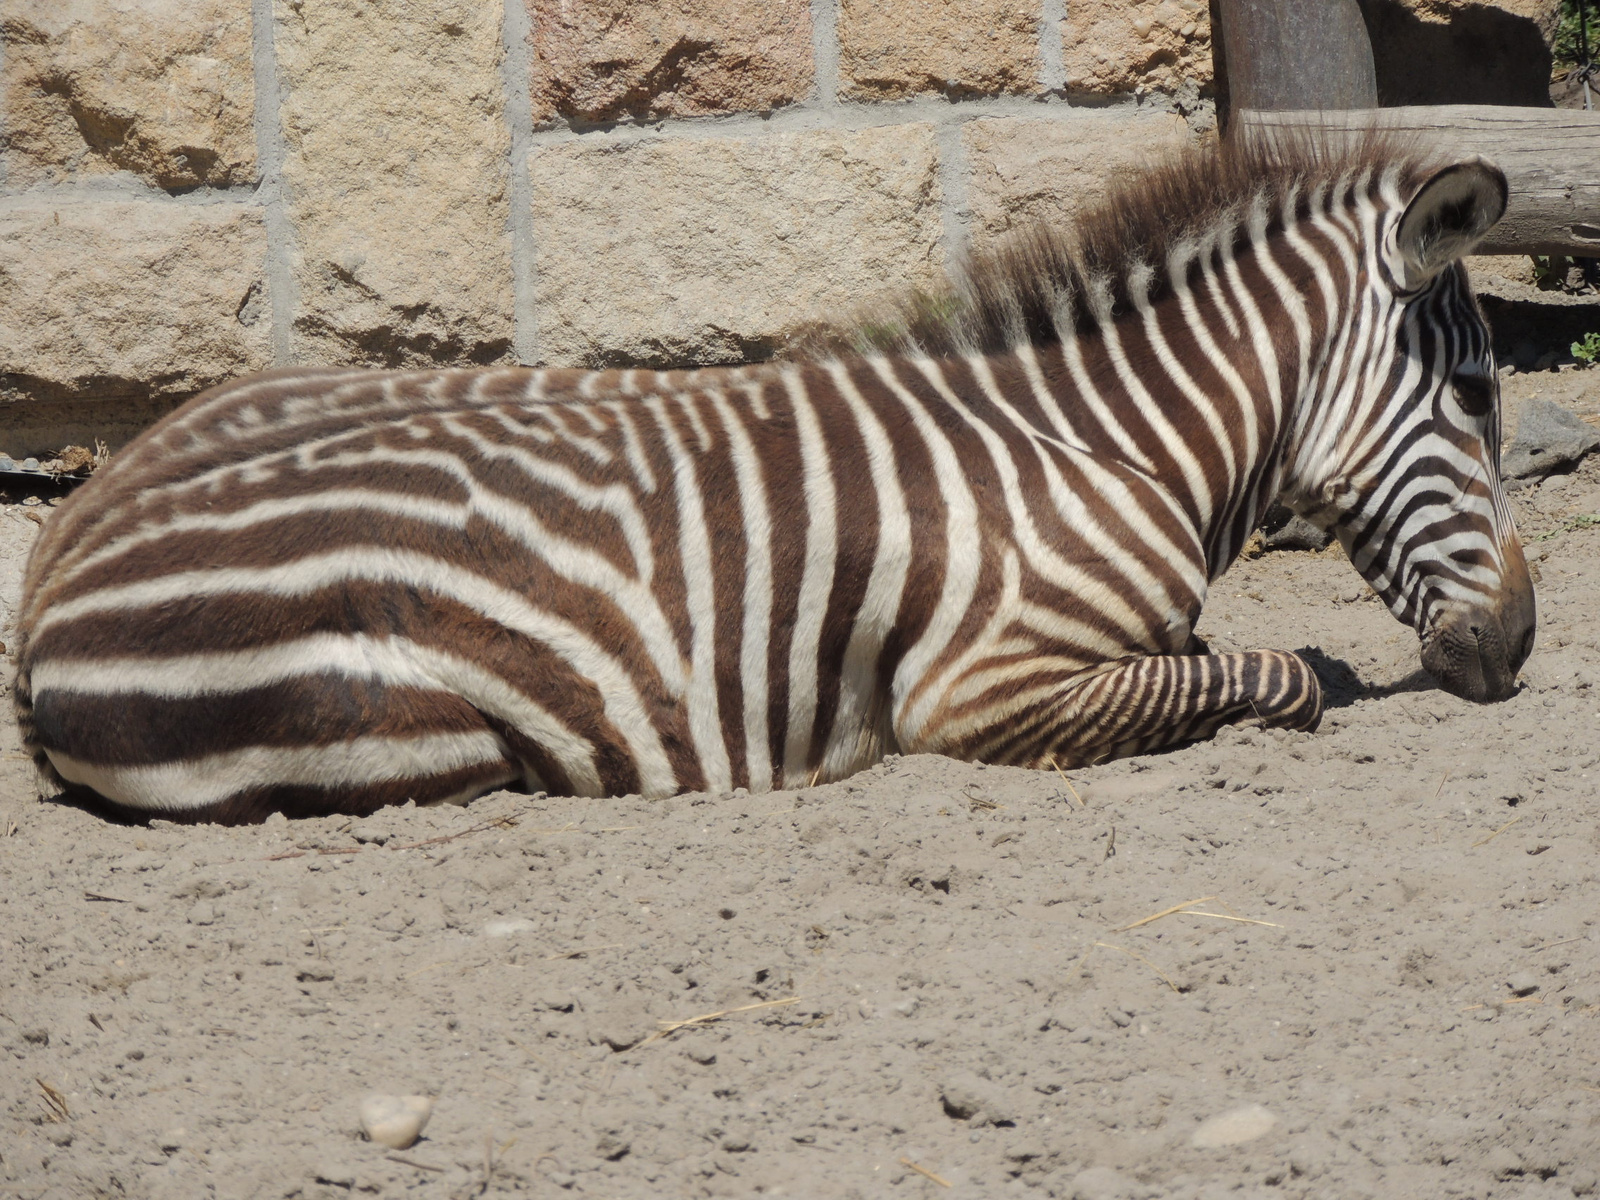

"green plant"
[1533,513,1600,541]
[1571,331,1600,364]
[1554,0,1594,70]
[1533,255,1574,290]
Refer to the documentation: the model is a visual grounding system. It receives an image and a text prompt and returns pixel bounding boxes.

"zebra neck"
[1030,297,1306,582]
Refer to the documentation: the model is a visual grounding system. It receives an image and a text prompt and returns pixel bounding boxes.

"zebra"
[13,133,1535,824]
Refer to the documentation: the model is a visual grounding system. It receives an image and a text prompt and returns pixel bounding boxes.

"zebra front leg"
[1047,649,1323,767]
[919,649,1323,771]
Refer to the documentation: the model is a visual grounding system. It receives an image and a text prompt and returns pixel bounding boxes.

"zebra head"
[1285,157,1534,703]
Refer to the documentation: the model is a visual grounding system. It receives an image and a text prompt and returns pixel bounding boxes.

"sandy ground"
[3,325,1600,1199]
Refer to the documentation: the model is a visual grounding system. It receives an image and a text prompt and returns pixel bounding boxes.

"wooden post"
[1212,0,1377,128]
[1238,107,1600,258]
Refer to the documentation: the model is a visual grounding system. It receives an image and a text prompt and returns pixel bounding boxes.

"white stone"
[1189,1103,1278,1148]
[358,1093,433,1150]
[482,917,537,938]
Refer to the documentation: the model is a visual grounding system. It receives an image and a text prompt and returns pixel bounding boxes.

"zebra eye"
[1452,371,1494,418]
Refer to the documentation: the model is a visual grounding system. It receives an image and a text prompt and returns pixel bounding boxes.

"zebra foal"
[15,135,1534,823]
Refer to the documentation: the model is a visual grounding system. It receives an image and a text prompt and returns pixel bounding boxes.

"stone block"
[0,200,271,453]
[0,0,257,190]
[838,0,1039,100]
[963,114,1194,248]
[276,0,515,367]
[530,126,944,367]
[1060,0,1212,96]
[528,0,813,123]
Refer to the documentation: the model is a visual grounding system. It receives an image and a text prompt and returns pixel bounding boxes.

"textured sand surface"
[2,371,1598,1200]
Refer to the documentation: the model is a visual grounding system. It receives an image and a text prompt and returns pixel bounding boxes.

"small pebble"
[358,1093,433,1149]
[186,901,217,926]
[1506,970,1541,997]
[482,917,537,938]
[349,821,390,845]
[1190,1103,1278,1148]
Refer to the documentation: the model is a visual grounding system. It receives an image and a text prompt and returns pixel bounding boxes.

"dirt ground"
[3,277,1600,1200]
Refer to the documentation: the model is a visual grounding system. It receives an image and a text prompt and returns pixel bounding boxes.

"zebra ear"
[1395,159,1508,286]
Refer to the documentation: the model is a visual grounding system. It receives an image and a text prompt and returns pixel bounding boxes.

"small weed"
[1534,255,1574,290]
[1572,332,1600,366]
[1533,513,1600,542]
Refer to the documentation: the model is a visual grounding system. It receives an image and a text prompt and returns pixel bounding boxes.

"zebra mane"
[800,127,1432,360]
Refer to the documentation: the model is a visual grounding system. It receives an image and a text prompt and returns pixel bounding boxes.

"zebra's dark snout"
[1420,594,1536,704]
[1419,527,1537,704]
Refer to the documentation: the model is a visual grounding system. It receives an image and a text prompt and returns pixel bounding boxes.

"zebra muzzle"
[1419,604,1534,704]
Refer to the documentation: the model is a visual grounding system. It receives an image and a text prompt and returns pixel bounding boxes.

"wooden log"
[1212,0,1376,125]
[1239,106,1600,258]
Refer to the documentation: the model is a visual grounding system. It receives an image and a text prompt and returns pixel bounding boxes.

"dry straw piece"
[1114,895,1283,932]
[1472,814,1524,847]
[637,996,800,1047]
[1080,941,1182,992]
[899,1157,954,1187]
[36,1078,69,1121]
[1048,757,1087,808]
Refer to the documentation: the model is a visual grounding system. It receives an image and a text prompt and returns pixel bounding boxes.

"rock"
[962,114,1194,250]
[358,1093,433,1150]
[186,901,218,925]
[939,1071,1016,1126]
[349,821,390,845]
[838,0,1041,100]
[1259,505,1334,552]
[482,917,537,938]
[276,0,515,368]
[1265,516,1333,551]
[0,201,272,456]
[530,125,944,367]
[1506,970,1542,996]
[1502,399,1600,484]
[0,0,257,190]
[529,0,814,122]
[1190,1103,1278,1148]
[1062,0,1213,96]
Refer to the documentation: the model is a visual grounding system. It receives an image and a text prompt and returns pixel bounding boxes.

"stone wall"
[0,0,1554,456]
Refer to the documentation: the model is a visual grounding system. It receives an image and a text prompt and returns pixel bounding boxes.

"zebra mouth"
[1419,611,1528,703]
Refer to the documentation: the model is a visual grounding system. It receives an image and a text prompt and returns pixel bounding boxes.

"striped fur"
[14,136,1534,823]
